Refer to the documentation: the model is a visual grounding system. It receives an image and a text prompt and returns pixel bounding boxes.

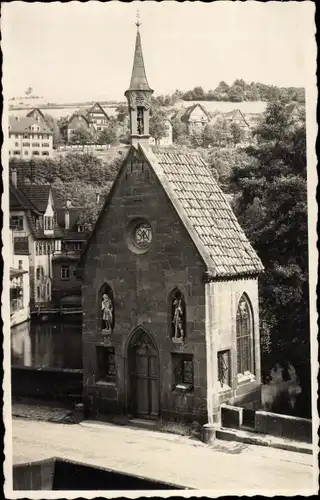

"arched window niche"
[98,283,115,334]
[169,288,186,343]
[236,293,255,380]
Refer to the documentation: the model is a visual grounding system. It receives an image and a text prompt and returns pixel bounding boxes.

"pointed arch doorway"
[128,328,160,419]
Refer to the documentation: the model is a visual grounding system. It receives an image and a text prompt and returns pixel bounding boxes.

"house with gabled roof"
[66,102,109,143]
[77,22,264,426]
[9,116,53,159]
[26,108,46,123]
[172,103,210,134]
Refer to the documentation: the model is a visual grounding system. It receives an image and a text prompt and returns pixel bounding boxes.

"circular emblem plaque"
[133,222,152,249]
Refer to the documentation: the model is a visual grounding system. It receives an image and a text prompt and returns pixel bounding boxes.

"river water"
[11,317,82,370]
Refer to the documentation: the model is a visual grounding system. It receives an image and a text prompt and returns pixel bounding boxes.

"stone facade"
[82,152,208,422]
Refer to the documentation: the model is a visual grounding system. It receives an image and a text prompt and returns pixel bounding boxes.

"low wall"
[11,366,83,404]
[254,410,312,443]
[221,404,312,443]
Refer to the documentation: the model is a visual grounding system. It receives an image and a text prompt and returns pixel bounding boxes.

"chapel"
[78,20,264,425]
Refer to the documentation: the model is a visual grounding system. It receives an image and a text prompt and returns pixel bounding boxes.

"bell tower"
[125,12,154,147]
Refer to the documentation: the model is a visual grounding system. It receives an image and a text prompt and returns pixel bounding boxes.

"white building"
[9,116,53,159]
[10,169,62,307]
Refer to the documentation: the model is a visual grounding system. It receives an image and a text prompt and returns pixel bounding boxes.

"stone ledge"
[216,427,313,455]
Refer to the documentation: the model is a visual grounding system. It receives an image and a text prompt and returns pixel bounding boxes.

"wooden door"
[129,330,159,419]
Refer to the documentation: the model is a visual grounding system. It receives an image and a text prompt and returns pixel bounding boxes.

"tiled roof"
[26,108,45,119]
[9,116,53,134]
[223,109,250,126]
[171,104,210,123]
[19,185,51,212]
[140,145,264,278]
[9,182,40,213]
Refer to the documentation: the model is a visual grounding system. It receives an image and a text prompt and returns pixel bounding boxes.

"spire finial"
[135,9,141,30]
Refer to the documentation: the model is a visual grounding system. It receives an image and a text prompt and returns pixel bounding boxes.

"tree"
[69,127,93,145]
[210,117,233,147]
[44,114,63,147]
[149,110,168,144]
[229,122,246,146]
[230,98,310,417]
[227,85,245,102]
[115,104,128,123]
[97,124,117,145]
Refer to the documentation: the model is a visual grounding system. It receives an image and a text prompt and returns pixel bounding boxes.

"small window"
[218,350,231,388]
[42,151,49,156]
[44,216,53,231]
[14,237,29,254]
[61,265,70,281]
[32,151,40,156]
[10,215,24,231]
[172,353,194,390]
[24,151,29,155]
[15,142,19,147]
[14,151,20,155]
[96,346,116,383]
[74,242,82,251]
[18,260,23,270]
[22,142,30,147]
[36,266,44,281]
[77,225,84,233]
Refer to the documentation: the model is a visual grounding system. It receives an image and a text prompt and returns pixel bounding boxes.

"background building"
[9,116,53,158]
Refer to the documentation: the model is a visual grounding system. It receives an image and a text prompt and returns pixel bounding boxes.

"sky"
[1,1,315,103]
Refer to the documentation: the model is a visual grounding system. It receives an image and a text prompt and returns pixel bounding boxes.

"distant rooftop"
[9,116,53,135]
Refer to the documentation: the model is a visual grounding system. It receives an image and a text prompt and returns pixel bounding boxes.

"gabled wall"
[82,149,208,422]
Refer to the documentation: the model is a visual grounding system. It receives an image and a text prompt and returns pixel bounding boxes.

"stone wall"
[11,366,82,403]
[82,150,208,422]
[221,405,312,443]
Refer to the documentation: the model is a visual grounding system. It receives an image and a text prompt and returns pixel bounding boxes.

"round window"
[133,222,152,249]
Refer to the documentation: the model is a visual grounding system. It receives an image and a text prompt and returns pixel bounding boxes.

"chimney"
[11,168,17,187]
[96,192,100,204]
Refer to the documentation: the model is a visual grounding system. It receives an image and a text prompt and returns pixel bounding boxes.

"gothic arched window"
[98,283,115,333]
[236,294,254,375]
[169,289,186,340]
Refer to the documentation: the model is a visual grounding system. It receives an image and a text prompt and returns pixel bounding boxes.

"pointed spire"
[127,15,152,92]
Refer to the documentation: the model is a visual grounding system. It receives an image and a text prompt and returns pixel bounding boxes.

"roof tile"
[141,145,264,278]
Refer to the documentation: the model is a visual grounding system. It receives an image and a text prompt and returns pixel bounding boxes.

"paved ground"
[9,418,316,495]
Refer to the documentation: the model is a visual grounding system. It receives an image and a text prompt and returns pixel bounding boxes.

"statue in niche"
[101,293,114,332]
[172,297,184,339]
[137,107,144,135]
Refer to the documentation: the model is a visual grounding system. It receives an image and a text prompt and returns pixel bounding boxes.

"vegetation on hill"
[229,98,310,417]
